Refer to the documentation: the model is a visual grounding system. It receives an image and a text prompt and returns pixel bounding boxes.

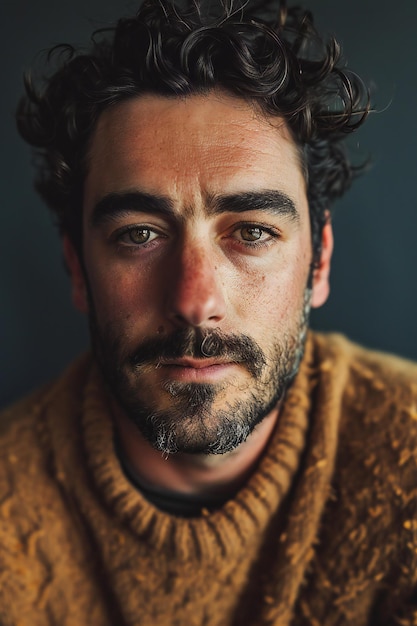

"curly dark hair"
[17,0,370,261]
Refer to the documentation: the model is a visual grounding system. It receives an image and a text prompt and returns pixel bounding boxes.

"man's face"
[71,92,330,455]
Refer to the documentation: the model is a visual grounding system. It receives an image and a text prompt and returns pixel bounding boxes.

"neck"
[113,402,281,499]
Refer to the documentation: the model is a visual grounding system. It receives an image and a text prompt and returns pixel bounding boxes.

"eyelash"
[111,225,164,249]
[230,222,281,248]
[110,222,281,251]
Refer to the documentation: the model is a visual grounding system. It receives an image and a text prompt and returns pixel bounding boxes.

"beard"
[88,287,312,456]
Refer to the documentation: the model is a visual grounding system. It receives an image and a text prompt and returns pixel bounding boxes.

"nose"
[165,240,227,328]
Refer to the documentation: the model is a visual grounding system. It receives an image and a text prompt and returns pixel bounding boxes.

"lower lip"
[160,363,238,382]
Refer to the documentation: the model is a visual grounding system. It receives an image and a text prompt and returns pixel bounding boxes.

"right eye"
[115,226,161,247]
[126,228,156,244]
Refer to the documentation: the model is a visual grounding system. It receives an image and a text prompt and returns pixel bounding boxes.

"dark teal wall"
[1,0,416,408]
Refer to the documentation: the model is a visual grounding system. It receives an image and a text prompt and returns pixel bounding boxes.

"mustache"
[128,328,266,378]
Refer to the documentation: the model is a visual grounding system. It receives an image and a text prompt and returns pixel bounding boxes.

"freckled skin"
[66,91,332,494]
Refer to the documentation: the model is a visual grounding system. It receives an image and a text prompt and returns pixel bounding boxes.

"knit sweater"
[1,332,417,626]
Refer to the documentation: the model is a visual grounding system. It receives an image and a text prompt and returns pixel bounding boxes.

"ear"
[62,235,89,314]
[311,218,333,308]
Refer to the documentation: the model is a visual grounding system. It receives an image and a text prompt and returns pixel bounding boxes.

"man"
[1,0,417,624]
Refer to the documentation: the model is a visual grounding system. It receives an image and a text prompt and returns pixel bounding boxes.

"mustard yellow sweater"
[1,333,417,626]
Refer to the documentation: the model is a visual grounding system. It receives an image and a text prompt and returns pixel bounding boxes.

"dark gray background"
[1,0,416,409]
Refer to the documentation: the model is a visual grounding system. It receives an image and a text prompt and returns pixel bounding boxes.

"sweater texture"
[1,332,417,626]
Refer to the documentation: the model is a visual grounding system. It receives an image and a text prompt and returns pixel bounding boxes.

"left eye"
[229,224,279,248]
[238,226,264,242]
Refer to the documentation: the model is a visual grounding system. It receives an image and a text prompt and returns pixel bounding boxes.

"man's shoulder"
[0,354,98,619]
[315,332,417,511]
[314,331,417,478]
[314,331,417,409]
[0,352,94,554]
[0,353,93,488]
[306,335,417,620]
[0,352,92,433]
[0,384,52,437]
[0,384,53,481]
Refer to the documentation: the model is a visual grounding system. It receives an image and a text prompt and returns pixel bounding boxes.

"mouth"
[156,357,240,382]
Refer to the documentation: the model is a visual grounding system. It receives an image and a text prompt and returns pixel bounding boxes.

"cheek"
[230,249,310,330]
[86,258,161,327]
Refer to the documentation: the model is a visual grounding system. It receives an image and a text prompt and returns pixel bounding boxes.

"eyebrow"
[212,190,299,221]
[90,189,299,228]
[90,192,175,228]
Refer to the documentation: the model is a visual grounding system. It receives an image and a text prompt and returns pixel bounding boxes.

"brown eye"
[240,226,263,241]
[128,228,151,244]
[115,225,161,248]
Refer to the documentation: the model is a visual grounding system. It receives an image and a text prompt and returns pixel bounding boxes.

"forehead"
[84,92,307,215]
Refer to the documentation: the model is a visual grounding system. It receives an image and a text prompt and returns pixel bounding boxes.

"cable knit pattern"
[1,332,417,626]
